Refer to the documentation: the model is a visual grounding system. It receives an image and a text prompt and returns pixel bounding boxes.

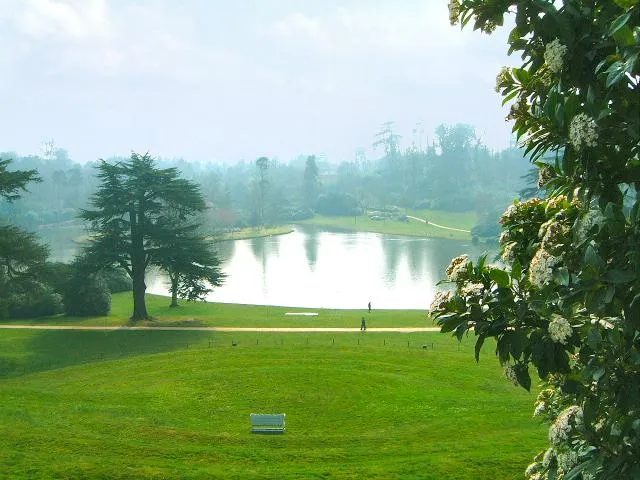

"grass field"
[0,292,431,328]
[0,328,545,479]
[298,210,477,241]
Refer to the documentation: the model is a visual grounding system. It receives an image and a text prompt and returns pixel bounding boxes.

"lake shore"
[209,225,294,242]
[296,210,476,241]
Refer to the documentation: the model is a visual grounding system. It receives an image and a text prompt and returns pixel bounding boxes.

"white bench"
[250,413,286,434]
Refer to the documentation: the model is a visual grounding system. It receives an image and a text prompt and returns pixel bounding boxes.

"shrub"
[8,281,64,318]
[435,2,640,478]
[63,274,111,317]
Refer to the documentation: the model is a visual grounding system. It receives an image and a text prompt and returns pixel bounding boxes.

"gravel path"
[0,325,439,333]
[406,215,471,233]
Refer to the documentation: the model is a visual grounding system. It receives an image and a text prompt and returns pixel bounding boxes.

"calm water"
[146,226,487,309]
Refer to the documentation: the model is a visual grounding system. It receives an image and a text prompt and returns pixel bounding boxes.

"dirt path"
[407,215,471,233]
[0,325,439,333]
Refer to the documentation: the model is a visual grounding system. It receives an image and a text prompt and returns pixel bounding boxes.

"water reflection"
[41,222,489,310]
[214,240,235,263]
[36,222,87,263]
[303,228,319,269]
[381,237,402,286]
[148,226,487,309]
[407,239,426,281]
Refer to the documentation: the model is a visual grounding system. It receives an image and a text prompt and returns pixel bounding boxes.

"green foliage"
[0,159,63,320]
[0,225,49,281]
[155,221,225,307]
[315,192,361,216]
[0,158,40,202]
[63,273,111,317]
[100,267,131,293]
[37,261,73,295]
[80,152,210,320]
[0,226,56,320]
[6,281,63,319]
[438,1,640,478]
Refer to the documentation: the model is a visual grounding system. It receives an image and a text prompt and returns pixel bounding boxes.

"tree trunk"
[130,207,150,321]
[131,266,149,320]
[169,274,179,308]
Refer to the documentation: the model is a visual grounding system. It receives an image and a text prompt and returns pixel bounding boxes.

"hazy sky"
[0,0,516,164]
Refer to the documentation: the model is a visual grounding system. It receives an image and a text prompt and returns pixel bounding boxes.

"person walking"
[368,301,371,313]
[360,316,367,331]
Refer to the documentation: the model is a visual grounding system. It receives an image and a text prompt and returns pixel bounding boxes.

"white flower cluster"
[548,315,573,344]
[538,67,554,87]
[557,449,579,472]
[543,39,567,73]
[529,248,560,287]
[542,447,556,467]
[569,113,598,151]
[461,282,484,297]
[446,254,470,282]
[575,209,603,244]
[495,66,511,92]
[539,218,568,249]
[506,95,529,121]
[499,231,510,244]
[429,290,452,312]
[525,462,541,478]
[537,164,554,188]
[448,0,460,25]
[501,243,516,263]
[549,405,583,445]
[533,402,546,417]
[546,195,567,211]
[500,204,518,224]
[504,365,518,385]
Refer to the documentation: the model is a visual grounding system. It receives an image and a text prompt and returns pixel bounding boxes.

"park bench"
[250,413,286,434]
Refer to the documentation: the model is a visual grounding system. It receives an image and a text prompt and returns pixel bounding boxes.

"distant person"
[368,301,371,313]
[360,316,367,331]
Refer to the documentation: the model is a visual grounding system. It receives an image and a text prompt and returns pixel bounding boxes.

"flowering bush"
[434,1,640,478]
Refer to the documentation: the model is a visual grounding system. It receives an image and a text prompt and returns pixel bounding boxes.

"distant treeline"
[1,122,532,236]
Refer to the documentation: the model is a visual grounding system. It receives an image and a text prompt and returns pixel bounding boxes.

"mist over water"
[147,226,488,309]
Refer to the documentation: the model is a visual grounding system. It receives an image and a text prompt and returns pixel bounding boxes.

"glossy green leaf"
[489,268,510,287]
[608,12,631,37]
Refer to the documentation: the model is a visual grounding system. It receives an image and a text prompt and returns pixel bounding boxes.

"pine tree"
[80,152,224,320]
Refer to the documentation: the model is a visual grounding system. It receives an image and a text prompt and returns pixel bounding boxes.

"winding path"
[0,325,439,333]
[406,215,471,233]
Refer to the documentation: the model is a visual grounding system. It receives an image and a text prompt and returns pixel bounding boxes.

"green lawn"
[0,292,431,328]
[0,329,545,479]
[298,210,477,241]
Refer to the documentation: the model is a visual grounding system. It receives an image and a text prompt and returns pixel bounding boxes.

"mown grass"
[0,329,545,479]
[298,210,477,241]
[0,292,431,328]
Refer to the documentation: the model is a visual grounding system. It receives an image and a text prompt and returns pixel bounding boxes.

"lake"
[146,226,488,310]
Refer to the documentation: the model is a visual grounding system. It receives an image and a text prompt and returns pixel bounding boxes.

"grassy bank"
[298,209,477,241]
[0,329,545,479]
[74,226,295,245]
[0,292,430,328]
[211,226,294,242]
